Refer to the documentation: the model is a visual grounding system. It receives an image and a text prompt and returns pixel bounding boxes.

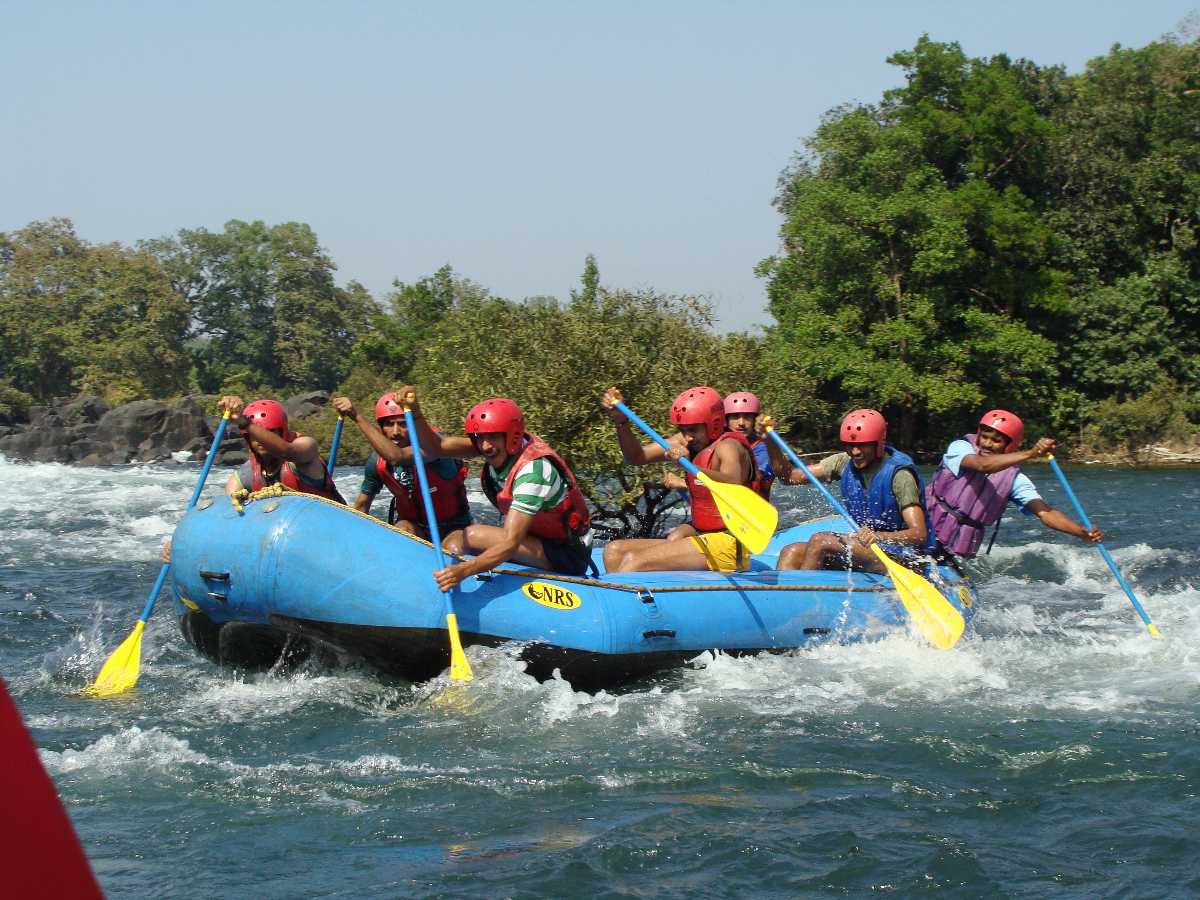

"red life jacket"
[375,454,470,527]
[249,452,341,501]
[481,433,591,541]
[686,431,756,533]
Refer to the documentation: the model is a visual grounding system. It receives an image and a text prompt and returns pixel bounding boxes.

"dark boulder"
[284,391,329,421]
[60,395,109,426]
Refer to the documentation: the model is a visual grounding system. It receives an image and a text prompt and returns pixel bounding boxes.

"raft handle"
[642,629,676,639]
[637,589,655,604]
[803,627,832,636]
[207,591,228,604]
[199,571,230,582]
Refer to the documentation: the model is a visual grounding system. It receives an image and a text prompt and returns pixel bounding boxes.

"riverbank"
[1077,437,1200,467]
[2,393,1197,469]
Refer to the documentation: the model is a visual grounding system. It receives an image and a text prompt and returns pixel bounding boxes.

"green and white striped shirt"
[489,456,567,516]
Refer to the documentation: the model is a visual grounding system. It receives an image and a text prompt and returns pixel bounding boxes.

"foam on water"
[6,456,1200,895]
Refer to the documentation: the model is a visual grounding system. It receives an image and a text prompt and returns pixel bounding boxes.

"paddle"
[403,396,473,681]
[1046,454,1162,638]
[86,410,232,697]
[612,400,777,554]
[764,426,965,650]
[326,416,344,476]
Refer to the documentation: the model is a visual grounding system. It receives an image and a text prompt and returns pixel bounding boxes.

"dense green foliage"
[141,220,375,393]
[0,219,190,406]
[762,34,1200,452]
[2,33,1196,477]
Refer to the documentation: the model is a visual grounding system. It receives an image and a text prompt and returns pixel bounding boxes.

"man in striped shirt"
[401,388,594,587]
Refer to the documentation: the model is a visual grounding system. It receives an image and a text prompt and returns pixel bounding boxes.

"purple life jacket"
[925,434,1019,558]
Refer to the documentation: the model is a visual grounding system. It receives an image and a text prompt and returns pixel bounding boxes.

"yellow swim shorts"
[689,530,749,573]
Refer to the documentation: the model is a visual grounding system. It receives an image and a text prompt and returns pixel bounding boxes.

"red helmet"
[671,386,724,441]
[242,399,294,444]
[723,391,760,416]
[840,408,887,455]
[464,398,525,455]
[978,409,1024,452]
[374,392,406,422]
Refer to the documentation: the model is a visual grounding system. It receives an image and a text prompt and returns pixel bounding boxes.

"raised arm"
[600,386,668,465]
[961,437,1056,474]
[332,396,417,466]
[759,416,829,485]
[394,386,478,460]
[219,395,318,467]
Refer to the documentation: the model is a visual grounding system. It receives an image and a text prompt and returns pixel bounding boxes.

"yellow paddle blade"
[84,620,146,697]
[445,612,474,682]
[696,474,778,554]
[871,546,965,650]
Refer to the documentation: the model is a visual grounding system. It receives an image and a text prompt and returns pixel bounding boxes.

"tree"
[405,266,759,537]
[143,220,374,392]
[761,38,1067,452]
[0,219,189,404]
[344,264,489,382]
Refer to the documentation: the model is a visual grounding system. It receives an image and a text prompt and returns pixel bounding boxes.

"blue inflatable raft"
[170,492,977,690]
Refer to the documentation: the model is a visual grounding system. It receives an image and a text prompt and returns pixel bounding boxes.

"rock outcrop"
[0,392,330,466]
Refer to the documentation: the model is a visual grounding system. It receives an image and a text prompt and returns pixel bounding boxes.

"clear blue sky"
[2,1,1193,331]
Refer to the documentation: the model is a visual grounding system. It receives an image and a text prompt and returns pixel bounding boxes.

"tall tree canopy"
[762,34,1200,451]
[0,219,189,404]
[143,220,374,393]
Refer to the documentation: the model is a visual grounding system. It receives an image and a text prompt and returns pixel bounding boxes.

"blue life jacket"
[840,445,936,553]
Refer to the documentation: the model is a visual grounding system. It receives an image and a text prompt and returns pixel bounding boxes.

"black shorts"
[540,536,593,575]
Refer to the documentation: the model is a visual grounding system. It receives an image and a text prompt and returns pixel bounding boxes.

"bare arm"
[600,387,668,465]
[348,411,416,466]
[960,437,1056,474]
[434,509,536,590]
[1026,499,1103,542]
[240,424,317,464]
[395,386,479,461]
[691,439,751,485]
[856,504,928,549]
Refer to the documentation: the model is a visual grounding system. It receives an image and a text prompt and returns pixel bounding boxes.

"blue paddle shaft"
[403,409,452,594]
[1046,456,1154,628]
[327,417,344,475]
[186,413,230,510]
[612,400,704,479]
[765,429,856,531]
[143,412,231,624]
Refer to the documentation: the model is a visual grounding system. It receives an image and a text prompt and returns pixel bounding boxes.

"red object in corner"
[0,678,104,899]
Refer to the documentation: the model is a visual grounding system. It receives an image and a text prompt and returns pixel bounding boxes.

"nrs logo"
[522,582,582,610]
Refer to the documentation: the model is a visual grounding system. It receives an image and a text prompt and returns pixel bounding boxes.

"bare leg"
[442,528,467,555]
[777,541,806,570]
[612,537,711,573]
[394,519,418,536]
[665,523,697,542]
[603,538,664,572]
[791,532,887,573]
[458,523,553,569]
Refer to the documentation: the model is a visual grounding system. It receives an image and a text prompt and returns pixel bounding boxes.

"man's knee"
[615,550,643,573]
[442,529,466,553]
[778,542,804,569]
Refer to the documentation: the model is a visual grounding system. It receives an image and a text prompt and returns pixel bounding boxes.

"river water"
[1,455,1198,898]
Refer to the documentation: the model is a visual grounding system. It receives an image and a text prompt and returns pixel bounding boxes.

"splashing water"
[2,455,1197,897]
